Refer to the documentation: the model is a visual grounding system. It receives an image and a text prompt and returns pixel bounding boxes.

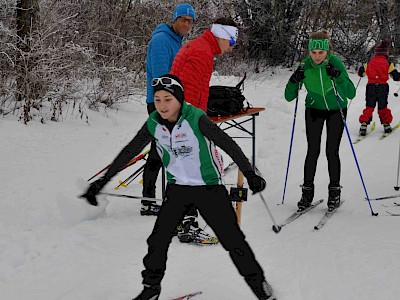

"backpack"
[207,74,251,116]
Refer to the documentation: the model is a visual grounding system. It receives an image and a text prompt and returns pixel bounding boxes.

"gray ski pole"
[395,138,400,191]
[394,86,400,97]
[259,192,281,233]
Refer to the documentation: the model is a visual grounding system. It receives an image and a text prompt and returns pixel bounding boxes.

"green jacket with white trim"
[285,54,356,110]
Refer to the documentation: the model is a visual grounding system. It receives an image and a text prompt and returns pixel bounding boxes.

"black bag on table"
[207,74,251,117]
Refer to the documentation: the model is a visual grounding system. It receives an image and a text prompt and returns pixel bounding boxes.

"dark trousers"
[359,83,392,124]
[141,184,265,285]
[304,108,346,185]
[365,83,389,110]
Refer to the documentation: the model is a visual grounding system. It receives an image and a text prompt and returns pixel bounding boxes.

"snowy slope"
[1,69,400,300]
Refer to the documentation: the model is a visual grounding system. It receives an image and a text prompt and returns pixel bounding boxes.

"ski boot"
[383,123,392,134]
[132,284,161,300]
[327,183,342,211]
[246,275,276,300]
[177,216,200,243]
[359,122,367,136]
[140,200,161,216]
[297,182,314,211]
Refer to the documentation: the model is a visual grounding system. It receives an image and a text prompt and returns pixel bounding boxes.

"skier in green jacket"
[285,29,356,211]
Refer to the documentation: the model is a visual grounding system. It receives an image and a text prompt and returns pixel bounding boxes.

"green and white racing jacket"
[103,102,254,186]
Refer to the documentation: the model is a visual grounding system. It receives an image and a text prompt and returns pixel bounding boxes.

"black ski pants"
[365,83,389,110]
[141,184,265,286]
[304,108,346,185]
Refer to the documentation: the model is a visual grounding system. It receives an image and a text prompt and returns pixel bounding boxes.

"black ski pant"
[365,83,389,110]
[141,184,265,286]
[304,108,346,185]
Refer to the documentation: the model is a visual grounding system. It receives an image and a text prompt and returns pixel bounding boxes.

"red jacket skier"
[170,18,238,112]
[358,38,400,136]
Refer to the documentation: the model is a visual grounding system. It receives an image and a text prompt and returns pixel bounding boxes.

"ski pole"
[395,137,400,191]
[347,77,362,111]
[99,192,163,202]
[259,193,281,233]
[114,164,145,190]
[394,86,400,97]
[87,148,150,181]
[330,76,377,216]
[355,77,362,90]
[281,67,303,204]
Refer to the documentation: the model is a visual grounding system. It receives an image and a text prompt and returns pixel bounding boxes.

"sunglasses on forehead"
[151,77,184,91]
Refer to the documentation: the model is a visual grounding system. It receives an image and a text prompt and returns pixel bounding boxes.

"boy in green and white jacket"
[81,74,276,300]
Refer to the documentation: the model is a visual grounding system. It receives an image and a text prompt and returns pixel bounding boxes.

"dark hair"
[214,17,238,28]
[309,29,333,53]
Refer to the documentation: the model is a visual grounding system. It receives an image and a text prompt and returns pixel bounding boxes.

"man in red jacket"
[170,17,239,243]
[171,17,238,112]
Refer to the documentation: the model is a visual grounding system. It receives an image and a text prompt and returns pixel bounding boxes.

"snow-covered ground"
[1,69,400,300]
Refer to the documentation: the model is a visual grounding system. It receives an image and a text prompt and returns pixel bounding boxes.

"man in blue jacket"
[141,3,196,216]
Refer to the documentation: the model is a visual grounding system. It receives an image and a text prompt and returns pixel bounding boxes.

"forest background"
[1,0,400,124]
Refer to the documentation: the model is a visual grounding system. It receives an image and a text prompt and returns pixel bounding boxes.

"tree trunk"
[15,0,39,123]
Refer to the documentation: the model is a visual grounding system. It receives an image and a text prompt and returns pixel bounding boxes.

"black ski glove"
[289,67,305,83]
[326,63,341,78]
[244,171,266,194]
[81,177,109,206]
[389,69,400,81]
[357,65,365,77]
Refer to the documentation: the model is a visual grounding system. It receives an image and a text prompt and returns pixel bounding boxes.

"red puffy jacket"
[365,55,390,84]
[170,30,221,112]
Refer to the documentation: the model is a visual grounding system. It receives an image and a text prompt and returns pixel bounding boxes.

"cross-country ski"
[353,121,375,144]
[172,291,203,300]
[277,199,324,229]
[379,120,400,140]
[313,200,345,230]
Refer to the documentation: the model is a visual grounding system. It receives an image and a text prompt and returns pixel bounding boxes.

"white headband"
[211,24,238,42]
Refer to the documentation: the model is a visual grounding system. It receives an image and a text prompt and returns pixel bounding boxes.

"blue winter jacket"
[146,24,183,104]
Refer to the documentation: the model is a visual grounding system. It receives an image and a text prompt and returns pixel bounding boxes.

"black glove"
[389,69,400,81]
[81,177,109,206]
[289,66,305,83]
[244,171,266,194]
[326,63,341,78]
[357,65,365,77]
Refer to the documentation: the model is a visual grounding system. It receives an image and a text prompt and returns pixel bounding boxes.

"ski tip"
[272,225,281,233]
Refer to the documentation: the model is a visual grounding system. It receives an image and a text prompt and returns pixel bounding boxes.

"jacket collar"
[202,29,222,56]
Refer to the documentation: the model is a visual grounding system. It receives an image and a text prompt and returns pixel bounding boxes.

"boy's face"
[154,90,181,122]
